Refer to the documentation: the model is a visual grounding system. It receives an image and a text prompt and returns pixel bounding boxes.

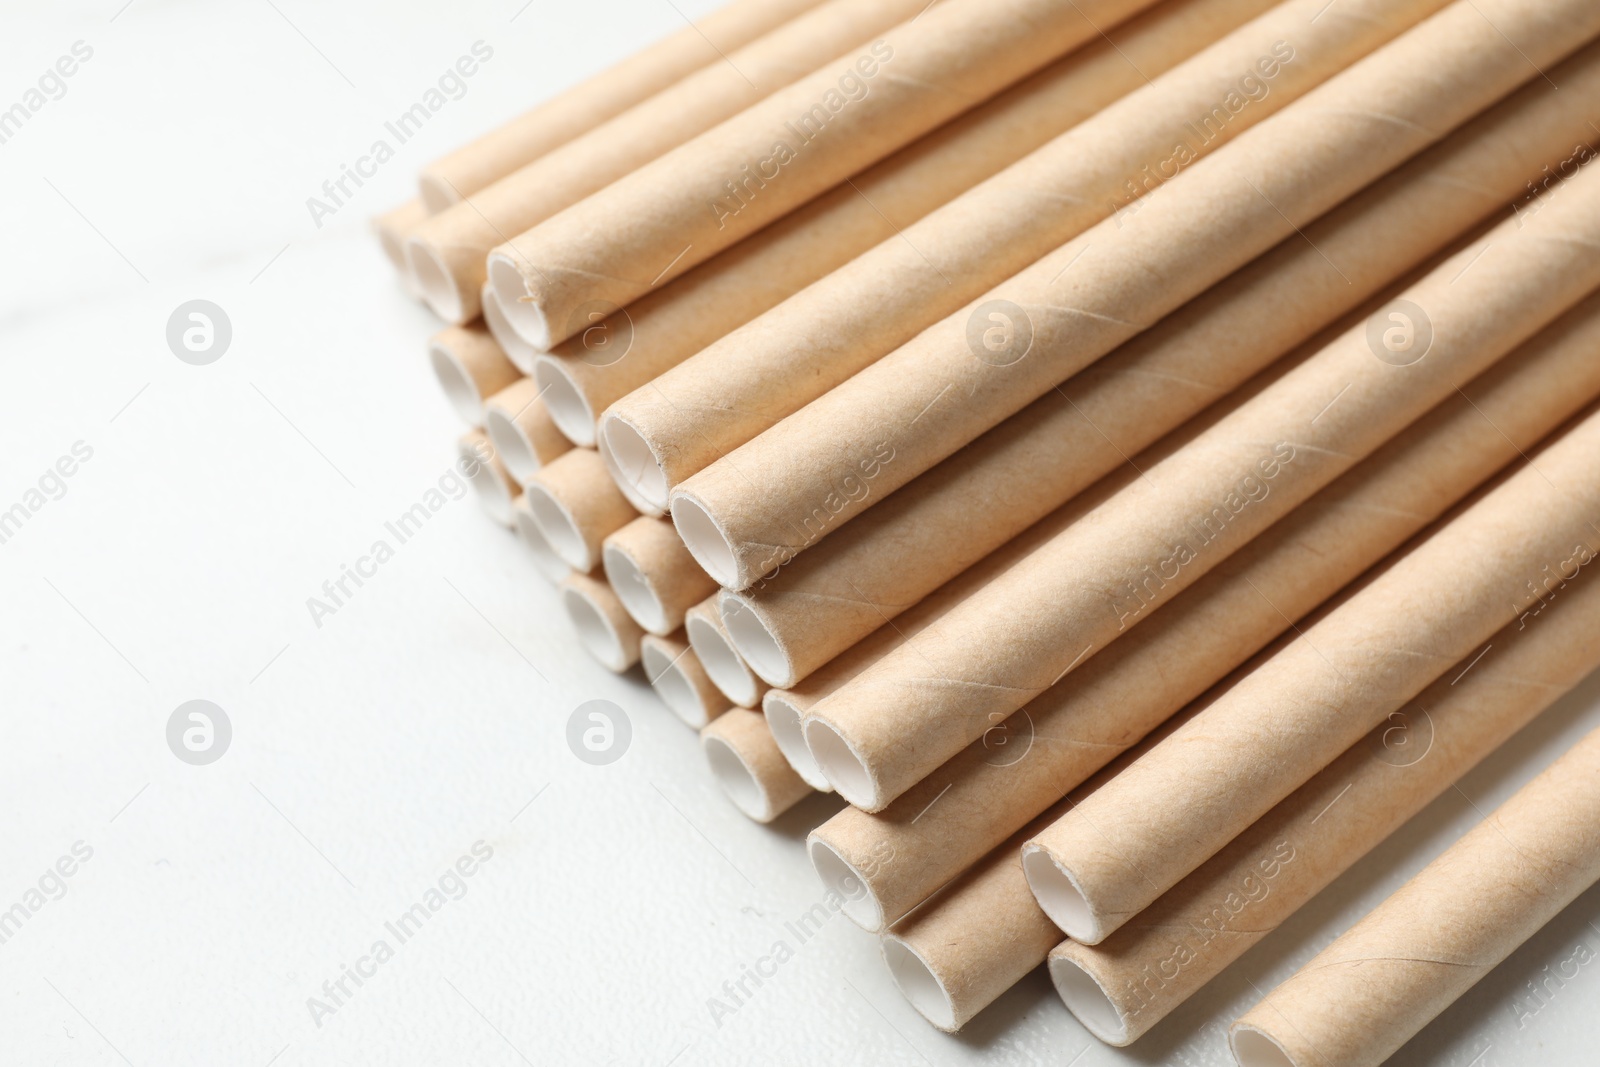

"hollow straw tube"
[429,324,520,426]
[1024,402,1600,945]
[715,43,1600,687]
[702,707,813,823]
[511,493,572,583]
[489,0,1174,348]
[805,288,1600,930]
[416,0,824,211]
[533,0,1280,449]
[1230,722,1600,1067]
[602,516,717,636]
[560,572,645,673]
[800,154,1600,814]
[483,378,571,484]
[1052,549,1600,1045]
[671,0,1600,590]
[524,449,638,573]
[460,428,516,527]
[411,0,931,323]
[609,0,1447,517]
[685,596,768,710]
[643,631,731,729]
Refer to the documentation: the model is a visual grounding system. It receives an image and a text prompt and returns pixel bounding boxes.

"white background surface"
[2,2,1599,1064]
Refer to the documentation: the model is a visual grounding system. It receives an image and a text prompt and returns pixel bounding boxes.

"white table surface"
[3,2,1598,1064]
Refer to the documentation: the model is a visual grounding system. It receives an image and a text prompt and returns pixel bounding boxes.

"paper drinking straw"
[1025,402,1600,946]
[524,449,638,573]
[488,0,1176,350]
[800,154,1600,815]
[510,493,572,583]
[483,378,571,484]
[1231,722,1600,1067]
[560,572,645,673]
[685,596,768,709]
[1053,548,1600,1046]
[671,0,1600,590]
[702,707,814,823]
[531,0,1280,448]
[429,323,520,426]
[410,0,929,324]
[481,282,542,376]
[376,198,428,297]
[716,43,1600,687]
[416,0,824,211]
[602,515,717,636]
[642,631,731,729]
[805,287,1600,931]
[459,428,516,527]
[608,0,1444,519]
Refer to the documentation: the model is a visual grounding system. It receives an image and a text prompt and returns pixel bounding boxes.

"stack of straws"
[377,0,1600,1062]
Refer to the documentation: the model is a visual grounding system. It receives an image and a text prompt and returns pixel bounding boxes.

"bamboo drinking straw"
[1053,554,1600,1046]
[410,0,929,324]
[415,0,824,211]
[483,378,570,484]
[560,572,645,672]
[806,289,1600,931]
[1025,402,1600,946]
[702,708,814,823]
[488,0,1174,350]
[537,0,1279,448]
[642,631,730,729]
[524,449,638,573]
[608,0,1445,516]
[460,429,517,527]
[800,157,1600,814]
[602,516,717,636]
[672,0,1600,591]
[685,596,768,709]
[1231,723,1600,1067]
[429,324,520,425]
[480,283,541,376]
[510,493,573,583]
[717,44,1600,688]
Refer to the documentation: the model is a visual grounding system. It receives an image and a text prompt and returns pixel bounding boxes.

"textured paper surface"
[603,515,717,635]
[416,0,822,210]
[1232,722,1600,1067]
[808,287,1600,928]
[677,0,1600,590]
[724,46,1600,687]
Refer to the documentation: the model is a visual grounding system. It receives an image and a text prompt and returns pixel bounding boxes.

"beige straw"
[411,0,929,323]
[805,286,1600,932]
[1231,722,1600,1067]
[480,281,542,375]
[801,149,1600,815]
[416,0,823,211]
[429,323,520,426]
[535,0,1279,448]
[483,378,571,484]
[1053,540,1600,1046]
[560,572,645,672]
[685,596,768,709]
[671,0,1600,591]
[1025,400,1600,946]
[524,449,638,573]
[510,493,573,583]
[459,428,516,527]
[702,708,814,823]
[610,0,1444,518]
[642,631,731,729]
[602,516,717,636]
[718,42,1600,687]
[376,198,428,297]
[488,0,1176,349]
